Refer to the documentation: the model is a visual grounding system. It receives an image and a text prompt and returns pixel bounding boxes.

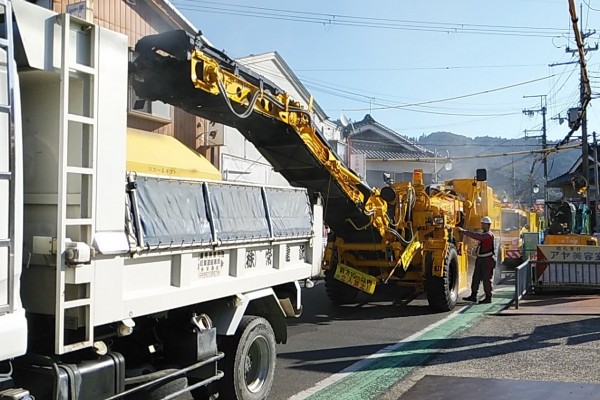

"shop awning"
[127,128,221,180]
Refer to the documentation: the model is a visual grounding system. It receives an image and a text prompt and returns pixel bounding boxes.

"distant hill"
[415,131,581,203]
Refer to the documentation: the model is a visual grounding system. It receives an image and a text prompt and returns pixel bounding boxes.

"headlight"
[433,216,445,226]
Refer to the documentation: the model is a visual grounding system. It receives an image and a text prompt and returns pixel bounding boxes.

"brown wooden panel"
[172,108,197,150]
[51,0,220,170]
[127,114,172,136]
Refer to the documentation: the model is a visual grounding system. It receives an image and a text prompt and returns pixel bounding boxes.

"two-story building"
[337,114,438,188]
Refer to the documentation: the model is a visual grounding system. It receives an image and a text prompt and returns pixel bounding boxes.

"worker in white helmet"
[458,216,495,304]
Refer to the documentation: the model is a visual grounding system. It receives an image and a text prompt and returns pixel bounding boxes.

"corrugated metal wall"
[52,0,219,167]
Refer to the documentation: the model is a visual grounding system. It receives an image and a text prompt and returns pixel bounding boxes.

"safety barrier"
[514,260,532,309]
[533,260,600,289]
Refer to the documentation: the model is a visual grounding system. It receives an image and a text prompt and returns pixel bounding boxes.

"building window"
[128,50,172,120]
[32,0,51,8]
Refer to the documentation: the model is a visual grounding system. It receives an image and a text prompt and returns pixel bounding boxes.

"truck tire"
[425,244,459,311]
[219,316,276,400]
[324,266,359,305]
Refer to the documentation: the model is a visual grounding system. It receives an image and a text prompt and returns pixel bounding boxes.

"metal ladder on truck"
[0,0,16,319]
[55,12,99,354]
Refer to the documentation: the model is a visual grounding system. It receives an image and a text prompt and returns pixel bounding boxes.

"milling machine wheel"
[425,244,459,312]
[324,265,359,305]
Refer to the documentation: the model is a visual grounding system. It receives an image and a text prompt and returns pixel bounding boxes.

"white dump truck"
[0,1,323,399]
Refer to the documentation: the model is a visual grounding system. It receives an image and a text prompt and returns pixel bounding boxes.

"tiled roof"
[352,114,434,156]
[352,140,433,161]
[356,148,433,161]
[547,172,577,188]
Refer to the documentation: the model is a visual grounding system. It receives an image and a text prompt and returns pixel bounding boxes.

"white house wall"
[322,120,341,141]
[219,55,293,185]
[239,58,303,108]
[367,160,436,188]
[219,53,338,185]
[368,160,435,175]
[220,126,289,185]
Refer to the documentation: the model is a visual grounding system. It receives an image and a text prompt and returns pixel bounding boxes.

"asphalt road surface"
[269,280,460,400]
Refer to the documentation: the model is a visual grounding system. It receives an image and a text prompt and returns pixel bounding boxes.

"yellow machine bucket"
[126,128,221,180]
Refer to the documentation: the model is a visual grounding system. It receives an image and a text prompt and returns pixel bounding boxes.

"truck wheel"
[324,266,359,305]
[425,244,459,311]
[219,316,276,400]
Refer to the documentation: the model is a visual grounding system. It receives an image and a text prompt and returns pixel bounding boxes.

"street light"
[444,158,453,171]
[531,184,540,209]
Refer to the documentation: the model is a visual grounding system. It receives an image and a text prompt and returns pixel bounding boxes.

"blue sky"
[172,0,600,143]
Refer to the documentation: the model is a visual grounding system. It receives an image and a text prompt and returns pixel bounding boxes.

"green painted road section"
[305,287,514,400]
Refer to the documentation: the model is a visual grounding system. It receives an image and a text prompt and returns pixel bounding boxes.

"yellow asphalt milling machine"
[130,30,500,311]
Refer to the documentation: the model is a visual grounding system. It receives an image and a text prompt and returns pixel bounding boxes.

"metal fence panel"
[535,261,600,288]
[514,260,532,309]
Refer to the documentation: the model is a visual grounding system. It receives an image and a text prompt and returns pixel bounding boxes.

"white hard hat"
[481,216,492,224]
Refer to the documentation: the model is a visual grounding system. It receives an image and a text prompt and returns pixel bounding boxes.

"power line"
[295,64,547,72]
[369,143,580,162]
[296,70,530,111]
[343,74,557,112]
[583,0,600,12]
[173,1,570,38]
[245,62,525,117]
[417,142,549,148]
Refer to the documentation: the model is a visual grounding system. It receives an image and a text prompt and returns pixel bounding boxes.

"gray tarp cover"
[264,187,313,237]
[133,177,312,247]
[135,177,212,246]
[206,183,270,240]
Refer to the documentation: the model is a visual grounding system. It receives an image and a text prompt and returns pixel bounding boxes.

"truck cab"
[500,207,539,268]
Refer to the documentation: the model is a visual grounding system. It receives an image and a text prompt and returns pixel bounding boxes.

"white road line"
[288,303,471,400]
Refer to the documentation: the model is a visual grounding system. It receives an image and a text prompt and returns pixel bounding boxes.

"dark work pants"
[471,256,494,297]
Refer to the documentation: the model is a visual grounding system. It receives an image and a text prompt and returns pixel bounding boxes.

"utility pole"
[523,95,548,211]
[594,131,600,232]
[434,147,437,183]
[512,155,516,199]
[566,6,597,232]
[580,64,591,219]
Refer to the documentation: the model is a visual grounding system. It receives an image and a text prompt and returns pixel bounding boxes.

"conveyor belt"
[130,31,382,243]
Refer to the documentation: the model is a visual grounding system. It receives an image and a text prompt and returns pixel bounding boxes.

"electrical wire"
[173,0,571,38]
[295,64,548,73]
[343,74,557,112]
[194,5,581,144]
[583,0,600,12]
[245,62,527,117]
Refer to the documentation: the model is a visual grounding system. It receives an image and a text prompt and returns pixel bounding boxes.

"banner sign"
[537,245,600,262]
